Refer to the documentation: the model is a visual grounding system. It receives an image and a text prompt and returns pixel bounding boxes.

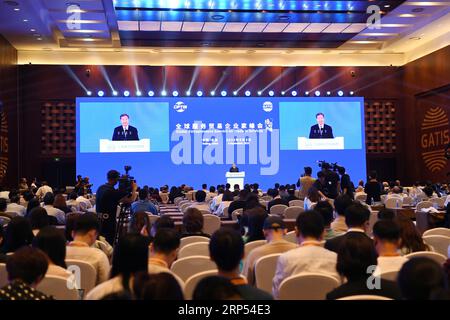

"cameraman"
[337,166,354,198]
[321,163,339,199]
[95,170,137,245]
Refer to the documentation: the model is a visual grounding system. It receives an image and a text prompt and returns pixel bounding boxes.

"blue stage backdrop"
[76,97,366,190]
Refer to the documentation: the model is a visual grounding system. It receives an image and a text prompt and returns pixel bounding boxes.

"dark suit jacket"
[112,125,139,141]
[309,124,334,139]
[325,231,373,253]
[229,167,239,172]
[326,279,401,300]
[267,198,289,211]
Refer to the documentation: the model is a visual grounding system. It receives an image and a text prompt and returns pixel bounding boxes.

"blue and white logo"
[263,101,273,112]
[174,101,187,113]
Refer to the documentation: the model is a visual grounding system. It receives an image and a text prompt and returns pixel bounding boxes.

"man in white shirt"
[272,211,340,299]
[76,190,93,211]
[66,214,111,285]
[210,188,224,212]
[189,190,211,213]
[35,181,53,200]
[66,192,81,212]
[148,228,184,288]
[372,220,408,277]
[42,192,66,225]
[6,194,26,216]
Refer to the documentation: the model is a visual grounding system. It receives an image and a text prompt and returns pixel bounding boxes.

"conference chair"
[180,202,192,213]
[222,206,230,219]
[178,242,210,258]
[422,235,450,257]
[179,236,210,249]
[415,210,429,235]
[174,197,184,206]
[379,270,399,282]
[355,194,367,203]
[184,270,218,300]
[402,196,414,206]
[199,209,211,215]
[405,251,447,265]
[231,208,243,221]
[0,263,7,288]
[366,210,379,237]
[37,275,79,300]
[284,230,297,244]
[259,200,269,210]
[254,253,281,294]
[244,240,267,259]
[270,204,288,216]
[170,256,217,282]
[288,200,303,207]
[278,273,340,300]
[385,198,403,209]
[337,295,392,300]
[423,227,450,238]
[202,214,221,235]
[284,206,304,219]
[416,201,433,212]
[65,259,97,298]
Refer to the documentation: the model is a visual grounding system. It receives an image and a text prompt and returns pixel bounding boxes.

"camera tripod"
[114,203,131,246]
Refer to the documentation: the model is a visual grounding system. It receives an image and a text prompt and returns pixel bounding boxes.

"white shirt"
[43,205,66,224]
[374,256,408,277]
[85,276,123,300]
[76,196,93,211]
[66,244,111,285]
[303,198,317,210]
[36,185,53,199]
[189,202,211,213]
[210,194,223,211]
[272,242,340,299]
[6,203,26,217]
[67,199,81,212]
[214,201,232,217]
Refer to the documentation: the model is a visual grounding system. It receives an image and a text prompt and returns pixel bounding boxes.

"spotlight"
[233,91,238,96]
[210,91,215,96]
[86,91,92,96]
[173,90,179,97]
[315,90,321,97]
[97,90,104,97]
[186,91,191,96]
[257,91,262,96]
[112,90,118,96]
[326,91,331,96]
[136,90,142,96]
[148,90,155,97]
[338,90,344,97]
[291,90,297,96]
[245,90,251,96]
[305,91,310,96]
[221,90,227,97]
[123,90,130,97]
[349,91,354,96]
[281,91,285,96]
[197,90,203,97]
[161,90,167,96]
[268,90,274,97]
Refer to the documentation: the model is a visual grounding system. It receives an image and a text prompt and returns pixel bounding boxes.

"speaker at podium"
[226,172,245,190]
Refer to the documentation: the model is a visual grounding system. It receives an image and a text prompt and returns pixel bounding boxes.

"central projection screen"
[76,97,366,190]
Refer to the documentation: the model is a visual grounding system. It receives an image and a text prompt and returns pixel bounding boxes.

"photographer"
[320,162,339,199]
[337,166,355,199]
[95,170,138,245]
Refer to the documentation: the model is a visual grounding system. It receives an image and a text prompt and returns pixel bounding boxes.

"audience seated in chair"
[181,208,210,239]
[66,214,111,285]
[315,201,339,240]
[330,195,353,235]
[28,207,50,236]
[395,216,432,255]
[6,193,26,217]
[213,191,234,217]
[66,192,81,212]
[131,188,158,216]
[129,211,151,237]
[326,232,401,300]
[227,189,249,220]
[242,216,297,286]
[0,247,52,300]
[53,194,72,214]
[209,228,272,300]
[1,216,34,255]
[150,215,175,238]
[372,220,408,276]
[272,210,340,299]
[325,202,372,253]
[189,190,211,213]
[267,189,289,211]
[42,193,65,225]
[193,275,242,300]
[133,271,184,300]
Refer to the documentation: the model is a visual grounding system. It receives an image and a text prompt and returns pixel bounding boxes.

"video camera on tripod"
[317,160,344,172]
[118,165,135,194]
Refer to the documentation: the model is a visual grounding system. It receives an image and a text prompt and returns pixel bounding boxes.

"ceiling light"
[412,8,424,13]
[13,8,19,11]
[36,38,42,41]
[30,28,36,32]
[409,36,421,40]
[211,14,224,21]
[23,19,28,22]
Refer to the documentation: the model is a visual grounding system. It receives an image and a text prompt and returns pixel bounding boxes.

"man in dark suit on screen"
[309,112,334,139]
[112,113,139,141]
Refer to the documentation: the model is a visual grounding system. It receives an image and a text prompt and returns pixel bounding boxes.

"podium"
[99,139,150,153]
[298,137,344,150]
[226,172,245,189]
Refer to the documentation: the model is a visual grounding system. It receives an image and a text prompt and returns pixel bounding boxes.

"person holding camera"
[321,163,340,199]
[95,170,138,245]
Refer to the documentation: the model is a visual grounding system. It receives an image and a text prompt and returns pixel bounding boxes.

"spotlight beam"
[235,67,266,93]
[188,66,200,94]
[283,68,321,93]
[309,70,346,93]
[99,66,115,92]
[261,68,294,92]
[62,66,89,93]
[213,67,230,93]
[131,66,140,94]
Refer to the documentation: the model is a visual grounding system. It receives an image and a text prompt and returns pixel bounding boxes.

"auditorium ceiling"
[0,0,449,65]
